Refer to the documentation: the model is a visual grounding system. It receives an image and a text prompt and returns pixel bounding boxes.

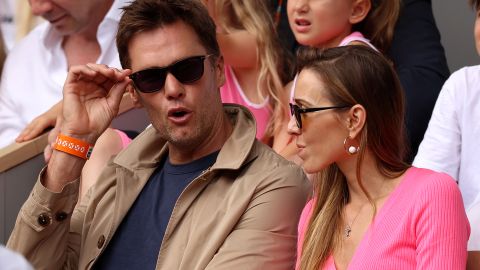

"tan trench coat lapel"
[96,105,258,266]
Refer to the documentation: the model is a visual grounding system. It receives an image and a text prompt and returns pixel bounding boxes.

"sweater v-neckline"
[332,167,414,269]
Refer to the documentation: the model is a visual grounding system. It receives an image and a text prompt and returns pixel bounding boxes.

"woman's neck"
[337,151,402,204]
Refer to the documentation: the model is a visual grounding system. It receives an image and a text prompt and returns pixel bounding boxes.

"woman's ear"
[127,84,143,108]
[349,0,371,25]
[345,104,366,139]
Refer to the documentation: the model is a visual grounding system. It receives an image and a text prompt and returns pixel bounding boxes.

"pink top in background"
[220,64,271,140]
[338,31,377,49]
[114,129,132,148]
[296,167,470,269]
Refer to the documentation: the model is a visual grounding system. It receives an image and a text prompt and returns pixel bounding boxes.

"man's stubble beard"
[155,113,213,151]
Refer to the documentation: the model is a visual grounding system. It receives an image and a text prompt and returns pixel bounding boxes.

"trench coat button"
[55,211,68,222]
[37,213,51,227]
[97,235,106,249]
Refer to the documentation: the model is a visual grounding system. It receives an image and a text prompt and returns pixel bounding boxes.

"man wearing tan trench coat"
[7,0,310,269]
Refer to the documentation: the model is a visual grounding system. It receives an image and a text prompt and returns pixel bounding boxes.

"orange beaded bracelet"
[54,134,94,160]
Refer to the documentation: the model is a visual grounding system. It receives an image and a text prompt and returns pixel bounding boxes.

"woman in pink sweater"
[288,46,470,270]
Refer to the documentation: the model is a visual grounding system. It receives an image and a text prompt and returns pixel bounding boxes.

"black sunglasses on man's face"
[129,54,214,93]
[289,103,349,129]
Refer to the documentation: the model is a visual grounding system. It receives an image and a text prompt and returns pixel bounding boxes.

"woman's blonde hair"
[356,0,401,52]
[213,0,292,141]
[296,46,410,270]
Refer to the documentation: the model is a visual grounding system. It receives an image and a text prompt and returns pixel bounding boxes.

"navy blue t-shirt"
[94,151,219,269]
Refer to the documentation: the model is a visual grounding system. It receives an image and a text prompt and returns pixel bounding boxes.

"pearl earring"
[343,136,360,155]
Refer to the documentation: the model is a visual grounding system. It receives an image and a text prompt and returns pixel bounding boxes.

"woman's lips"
[296,143,306,159]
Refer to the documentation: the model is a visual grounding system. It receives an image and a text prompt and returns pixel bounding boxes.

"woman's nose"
[287,115,301,135]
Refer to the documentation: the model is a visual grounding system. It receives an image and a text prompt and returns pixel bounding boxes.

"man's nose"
[29,0,54,17]
[164,73,186,100]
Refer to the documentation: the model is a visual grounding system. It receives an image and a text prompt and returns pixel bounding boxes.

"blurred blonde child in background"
[277,0,400,159]
[203,0,293,145]
[287,0,399,52]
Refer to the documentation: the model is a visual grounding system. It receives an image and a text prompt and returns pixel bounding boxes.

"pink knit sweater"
[296,167,470,269]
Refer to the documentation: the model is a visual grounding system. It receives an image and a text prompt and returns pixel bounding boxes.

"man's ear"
[127,84,143,108]
[215,55,225,88]
[349,0,371,25]
[345,104,366,139]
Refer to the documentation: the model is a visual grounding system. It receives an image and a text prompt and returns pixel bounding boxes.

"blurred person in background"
[414,0,480,267]
[0,0,128,148]
[0,245,33,270]
[0,29,5,76]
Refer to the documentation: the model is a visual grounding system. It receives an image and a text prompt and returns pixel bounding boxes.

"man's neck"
[63,35,101,66]
[62,0,114,67]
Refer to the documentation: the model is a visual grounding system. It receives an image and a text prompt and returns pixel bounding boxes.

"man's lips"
[48,14,67,24]
[167,107,192,124]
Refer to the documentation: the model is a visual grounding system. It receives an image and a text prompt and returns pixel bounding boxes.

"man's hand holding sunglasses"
[41,64,131,193]
[39,64,131,193]
[59,63,132,145]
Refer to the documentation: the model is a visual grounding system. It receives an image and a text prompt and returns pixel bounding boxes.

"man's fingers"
[44,143,53,163]
[68,65,98,83]
[16,126,34,142]
[22,125,46,141]
[86,63,130,82]
[106,77,132,114]
[16,120,44,142]
[68,64,126,84]
[43,126,59,163]
[15,127,30,142]
[67,64,131,95]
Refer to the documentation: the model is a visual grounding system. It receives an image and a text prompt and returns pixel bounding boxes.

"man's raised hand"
[60,64,132,143]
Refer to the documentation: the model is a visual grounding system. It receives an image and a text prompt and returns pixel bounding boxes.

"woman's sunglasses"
[130,54,214,93]
[289,103,349,129]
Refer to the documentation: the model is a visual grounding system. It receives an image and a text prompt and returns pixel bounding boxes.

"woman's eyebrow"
[293,98,314,107]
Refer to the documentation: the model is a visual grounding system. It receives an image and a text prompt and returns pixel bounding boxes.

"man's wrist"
[53,134,94,160]
[58,128,99,144]
[44,148,87,193]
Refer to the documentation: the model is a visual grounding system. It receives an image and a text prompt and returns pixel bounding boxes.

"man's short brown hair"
[116,0,220,69]
[471,0,480,10]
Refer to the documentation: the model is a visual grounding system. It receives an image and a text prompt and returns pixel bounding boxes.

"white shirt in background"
[467,193,480,251]
[414,65,480,210]
[0,0,128,148]
[0,0,16,51]
[0,245,33,270]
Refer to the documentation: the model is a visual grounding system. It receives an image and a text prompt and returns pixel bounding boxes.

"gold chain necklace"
[344,203,367,238]
[344,191,391,238]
